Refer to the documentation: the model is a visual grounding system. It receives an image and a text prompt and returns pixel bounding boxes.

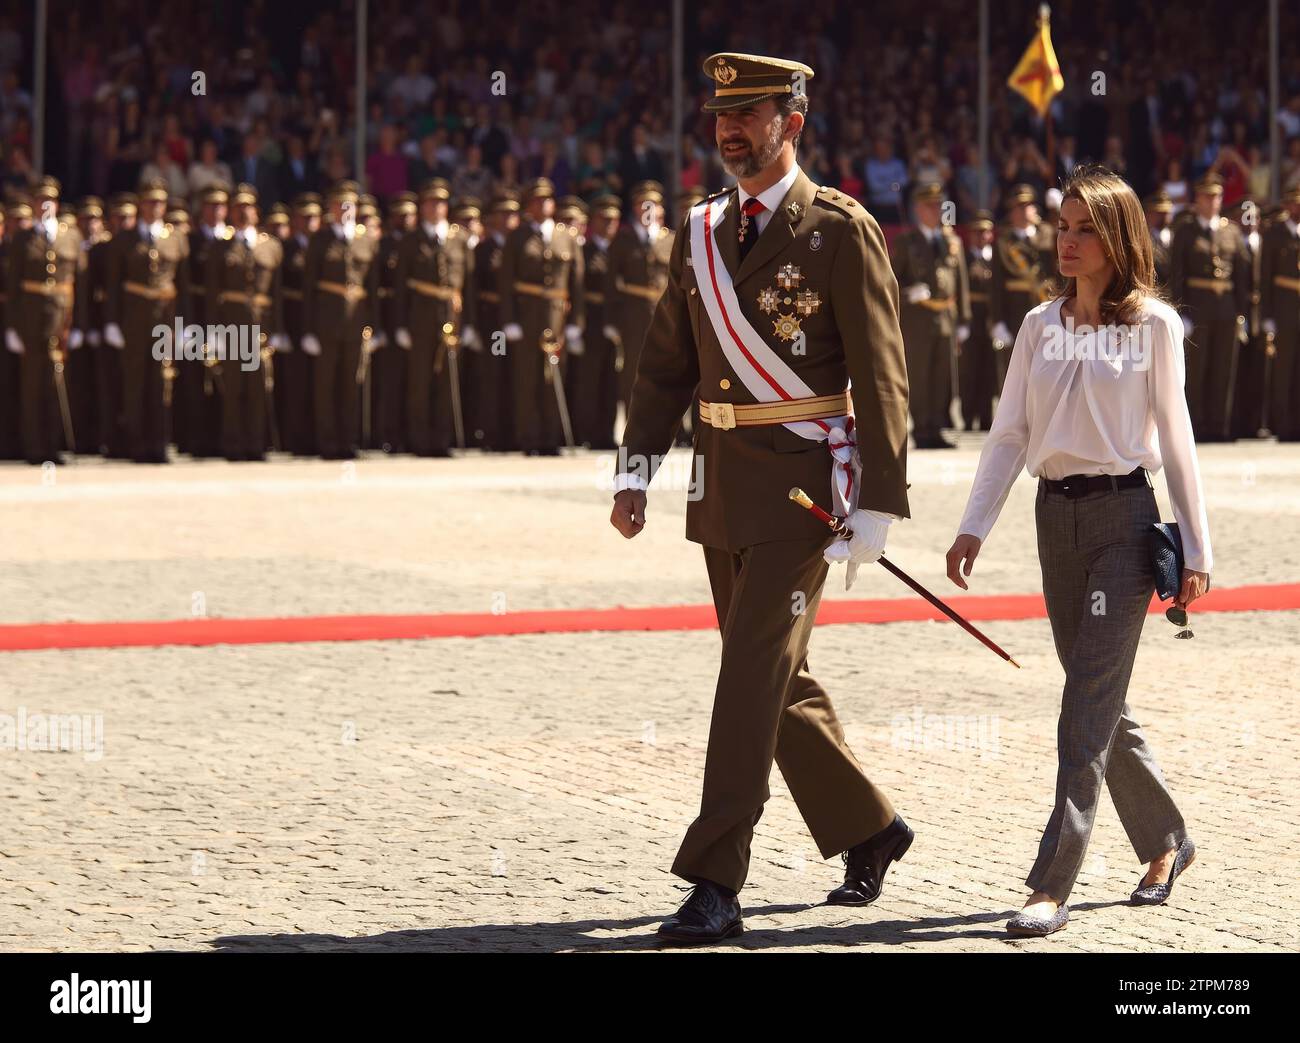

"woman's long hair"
[1050,164,1165,326]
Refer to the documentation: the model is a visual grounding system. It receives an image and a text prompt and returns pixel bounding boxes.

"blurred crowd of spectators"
[2,0,1300,230]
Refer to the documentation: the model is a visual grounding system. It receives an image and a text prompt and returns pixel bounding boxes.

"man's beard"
[719,118,786,177]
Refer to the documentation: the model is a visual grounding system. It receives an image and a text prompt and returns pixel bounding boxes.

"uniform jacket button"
[719,378,731,390]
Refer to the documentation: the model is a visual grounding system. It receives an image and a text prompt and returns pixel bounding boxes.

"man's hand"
[823,509,891,566]
[610,489,647,538]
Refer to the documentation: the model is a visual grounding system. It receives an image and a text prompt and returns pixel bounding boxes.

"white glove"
[564,324,584,355]
[301,334,322,356]
[1180,314,1194,338]
[956,324,970,344]
[4,329,23,355]
[991,321,1012,346]
[504,322,524,342]
[395,327,412,349]
[905,283,932,304]
[460,325,481,350]
[1237,318,1249,344]
[823,509,894,590]
[87,329,101,347]
[270,333,290,352]
[105,322,125,349]
[68,329,84,350]
[1263,318,1277,337]
[603,324,622,344]
[368,330,387,351]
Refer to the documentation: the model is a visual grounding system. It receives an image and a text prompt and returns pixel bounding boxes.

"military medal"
[810,230,823,251]
[776,262,802,288]
[772,314,802,341]
[795,290,821,316]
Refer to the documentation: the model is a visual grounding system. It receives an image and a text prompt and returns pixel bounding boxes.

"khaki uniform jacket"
[471,233,506,337]
[281,235,309,342]
[1259,217,1300,327]
[5,221,81,352]
[394,224,474,343]
[301,226,380,339]
[1169,217,1251,322]
[621,167,911,551]
[890,224,971,340]
[498,220,585,352]
[989,225,1055,335]
[104,223,190,345]
[205,229,284,342]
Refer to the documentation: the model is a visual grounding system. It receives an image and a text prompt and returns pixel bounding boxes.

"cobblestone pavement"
[0,438,1296,951]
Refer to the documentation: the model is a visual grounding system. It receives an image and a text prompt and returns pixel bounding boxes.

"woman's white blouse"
[956,295,1213,573]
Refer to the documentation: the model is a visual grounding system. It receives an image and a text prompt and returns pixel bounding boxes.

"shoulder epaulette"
[814,185,862,217]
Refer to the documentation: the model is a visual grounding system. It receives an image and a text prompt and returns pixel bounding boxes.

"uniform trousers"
[1026,477,1188,902]
[671,535,898,894]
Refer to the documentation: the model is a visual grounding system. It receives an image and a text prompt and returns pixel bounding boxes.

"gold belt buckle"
[712,402,736,430]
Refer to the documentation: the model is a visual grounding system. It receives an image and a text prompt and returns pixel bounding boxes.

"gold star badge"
[772,314,802,341]
[758,286,781,314]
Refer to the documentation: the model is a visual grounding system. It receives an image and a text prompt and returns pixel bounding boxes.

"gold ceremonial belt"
[969,291,989,302]
[217,290,273,307]
[282,287,304,300]
[585,291,605,304]
[615,276,665,302]
[477,290,500,303]
[21,279,73,297]
[1273,275,1300,292]
[318,280,368,301]
[916,297,954,312]
[513,281,568,301]
[124,281,177,301]
[699,391,851,432]
[407,279,461,303]
[1004,278,1038,292]
[1187,277,1232,294]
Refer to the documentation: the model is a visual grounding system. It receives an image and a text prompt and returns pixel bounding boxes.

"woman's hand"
[1177,568,1209,609]
[945,534,983,590]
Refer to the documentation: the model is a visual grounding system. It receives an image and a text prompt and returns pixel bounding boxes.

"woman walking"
[946,166,1212,936]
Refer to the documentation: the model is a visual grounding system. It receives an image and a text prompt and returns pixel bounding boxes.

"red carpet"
[1,583,1296,653]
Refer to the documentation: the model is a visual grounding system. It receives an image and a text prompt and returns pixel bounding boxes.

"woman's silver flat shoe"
[1006,903,1069,937]
[1130,836,1196,905]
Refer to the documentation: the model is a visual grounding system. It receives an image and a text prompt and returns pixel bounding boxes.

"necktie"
[738,198,766,262]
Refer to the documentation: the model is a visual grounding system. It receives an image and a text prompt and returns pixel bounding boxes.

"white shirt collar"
[334,220,356,241]
[423,219,449,242]
[236,226,257,247]
[40,216,59,241]
[1286,217,1298,237]
[1197,214,1219,232]
[737,162,801,219]
[592,234,610,250]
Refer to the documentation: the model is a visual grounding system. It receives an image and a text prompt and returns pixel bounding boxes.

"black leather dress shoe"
[826,815,915,905]
[656,880,743,944]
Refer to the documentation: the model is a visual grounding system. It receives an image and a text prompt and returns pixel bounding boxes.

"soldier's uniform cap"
[1004,183,1037,208]
[630,180,665,203]
[419,178,451,202]
[137,178,169,203]
[357,201,379,219]
[1143,190,1174,213]
[523,177,555,202]
[109,193,138,216]
[389,198,418,216]
[557,196,589,220]
[328,180,361,203]
[201,182,230,205]
[232,183,258,206]
[293,192,323,215]
[1194,172,1224,195]
[166,207,190,225]
[911,181,945,204]
[359,193,379,209]
[267,204,290,226]
[592,193,622,218]
[78,196,105,219]
[8,201,33,219]
[30,175,61,201]
[971,209,995,231]
[489,191,522,214]
[452,196,483,220]
[701,52,814,113]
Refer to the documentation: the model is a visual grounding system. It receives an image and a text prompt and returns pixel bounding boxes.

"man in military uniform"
[1261,186,1300,440]
[469,191,520,451]
[890,181,970,449]
[1144,190,1175,289]
[451,196,484,445]
[93,195,135,457]
[280,193,321,455]
[68,196,105,454]
[302,180,380,459]
[179,182,229,457]
[610,53,914,942]
[372,192,417,452]
[960,210,996,431]
[5,177,81,464]
[206,183,284,461]
[1168,172,1252,441]
[1228,196,1268,439]
[104,178,189,463]
[394,179,475,456]
[570,193,621,449]
[499,177,584,455]
[989,183,1055,392]
[607,180,672,421]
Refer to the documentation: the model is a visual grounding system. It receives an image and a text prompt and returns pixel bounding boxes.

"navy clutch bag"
[1148,522,1183,601]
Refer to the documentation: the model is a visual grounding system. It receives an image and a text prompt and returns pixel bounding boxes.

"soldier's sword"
[262,346,281,451]
[541,329,575,449]
[788,487,1021,668]
[441,322,466,450]
[49,347,76,451]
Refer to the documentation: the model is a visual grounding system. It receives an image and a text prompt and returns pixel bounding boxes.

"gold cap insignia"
[712,59,738,85]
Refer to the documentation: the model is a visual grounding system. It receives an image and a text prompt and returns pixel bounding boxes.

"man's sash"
[690,193,860,517]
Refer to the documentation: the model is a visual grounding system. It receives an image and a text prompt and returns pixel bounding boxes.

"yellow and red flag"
[1008,5,1064,117]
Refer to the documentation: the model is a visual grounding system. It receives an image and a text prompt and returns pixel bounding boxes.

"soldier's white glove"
[460,325,481,351]
[603,324,621,344]
[301,334,322,356]
[991,321,1012,347]
[87,329,101,347]
[1180,314,1194,338]
[1263,318,1277,337]
[395,327,412,349]
[270,333,290,352]
[4,329,23,355]
[824,508,894,588]
[905,283,932,304]
[368,331,387,351]
[564,324,583,355]
[68,329,84,350]
[504,322,524,342]
[1236,318,1249,344]
[105,322,125,349]
[956,324,970,344]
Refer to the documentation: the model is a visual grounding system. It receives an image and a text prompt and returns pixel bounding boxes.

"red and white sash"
[690,192,861,517]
